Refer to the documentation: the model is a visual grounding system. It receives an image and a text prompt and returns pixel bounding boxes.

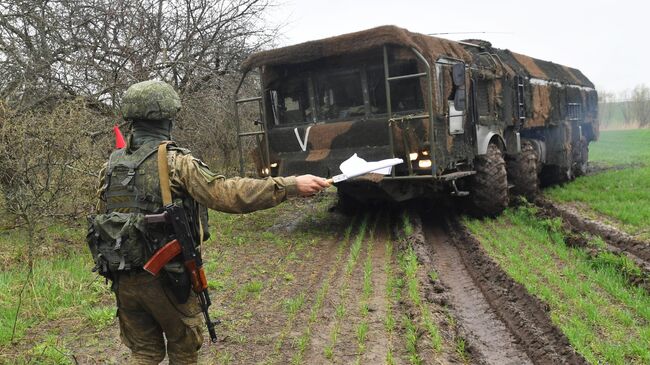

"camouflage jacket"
[97,146,298,214]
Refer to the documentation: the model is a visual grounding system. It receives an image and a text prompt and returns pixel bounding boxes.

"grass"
[83,305,115,330]
[399,246,443,355]
[0,187,339,362]
[588,129,650,166]
[403,315,422,365]
[546,129,650,239]
[383,228,400,364]
[455,337,470,363]
[354,218,378,364]
[465,207,650,364]
[0,255,106,346]
[283,293,306,316]
[322,213,370,361]
[397,211,443,359]
[290,214,359,365]
[23,334,75,365]
[546,168,650,238]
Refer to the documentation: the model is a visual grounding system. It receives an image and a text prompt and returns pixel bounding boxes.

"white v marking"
[294,126,311,152]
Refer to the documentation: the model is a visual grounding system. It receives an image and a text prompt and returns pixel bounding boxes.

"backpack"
[87,141,208,279]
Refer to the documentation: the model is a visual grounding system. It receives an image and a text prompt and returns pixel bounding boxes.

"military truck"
[234,26,598,215]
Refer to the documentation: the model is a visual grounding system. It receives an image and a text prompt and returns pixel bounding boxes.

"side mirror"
[454,89,466,110]
[452,63,466,87]
[452,63,466,110]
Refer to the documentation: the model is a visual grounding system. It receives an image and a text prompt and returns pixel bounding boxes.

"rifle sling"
[157,142,173,206]
[157,141,204,244]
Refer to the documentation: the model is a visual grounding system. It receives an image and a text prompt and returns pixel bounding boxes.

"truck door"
[435,58,473,165]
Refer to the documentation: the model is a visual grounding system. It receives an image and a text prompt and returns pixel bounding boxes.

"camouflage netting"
[243,25,594,89]
[241,25,472,72]
[121,80,182,121]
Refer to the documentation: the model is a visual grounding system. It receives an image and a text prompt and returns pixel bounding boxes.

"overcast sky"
[270,0,647,95]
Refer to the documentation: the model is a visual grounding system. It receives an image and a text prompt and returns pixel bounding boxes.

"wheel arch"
[476,125,506,155]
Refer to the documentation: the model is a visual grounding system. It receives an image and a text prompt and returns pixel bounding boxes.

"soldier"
[89,80,329,364]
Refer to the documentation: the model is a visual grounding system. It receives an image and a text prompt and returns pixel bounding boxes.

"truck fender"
[476,125,505,155]
[526,139,547,164]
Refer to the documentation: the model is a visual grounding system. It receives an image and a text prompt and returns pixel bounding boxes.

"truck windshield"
[315,70,365,120]
[269,57,424,125]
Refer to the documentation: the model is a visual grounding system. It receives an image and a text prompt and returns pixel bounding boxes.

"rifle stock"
[143,206,218,343]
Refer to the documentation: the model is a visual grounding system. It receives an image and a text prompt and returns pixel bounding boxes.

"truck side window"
[367,60,424,115]
[477,79,490,116]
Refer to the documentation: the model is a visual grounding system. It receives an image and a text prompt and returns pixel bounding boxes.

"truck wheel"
[472,143,509,216]
[572,137,589,177]
[335,190,360,215]
[508,140,539,200]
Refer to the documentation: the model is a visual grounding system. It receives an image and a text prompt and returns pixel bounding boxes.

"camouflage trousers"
[115,270,204,364]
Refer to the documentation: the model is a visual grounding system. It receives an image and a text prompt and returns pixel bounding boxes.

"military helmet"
[121,80,181,121]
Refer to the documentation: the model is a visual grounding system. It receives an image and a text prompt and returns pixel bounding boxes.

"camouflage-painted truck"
[234,26,598,215]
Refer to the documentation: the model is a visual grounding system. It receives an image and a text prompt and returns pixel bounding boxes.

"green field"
[588,129,650,165]
[546,129,650,238]
[465,208,650,364]
[465,128,650,364]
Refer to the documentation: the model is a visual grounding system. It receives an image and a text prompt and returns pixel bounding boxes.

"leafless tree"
[0,0,280,201]
[618,89,634,125]
[630,84,650,127]
[0,0,279,111]
[597,90,616,127]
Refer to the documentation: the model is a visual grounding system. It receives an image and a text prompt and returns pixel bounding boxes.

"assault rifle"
[143,204,218,343]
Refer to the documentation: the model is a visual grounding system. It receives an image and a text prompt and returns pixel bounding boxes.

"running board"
[437,170,476,181]
[438,171,475,197]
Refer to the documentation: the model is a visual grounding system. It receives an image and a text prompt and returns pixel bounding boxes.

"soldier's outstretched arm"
[170,153,329,214]
[295,174,331,197]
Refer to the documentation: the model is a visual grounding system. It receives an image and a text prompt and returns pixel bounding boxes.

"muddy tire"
[572,137,589,177]
[540,165,572,186]
[334,190,360,215]
[507,140,539,200]
[471,143,509,216]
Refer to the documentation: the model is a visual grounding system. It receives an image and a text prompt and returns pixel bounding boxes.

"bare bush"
[173,72,262,174]
[0,99,107,262]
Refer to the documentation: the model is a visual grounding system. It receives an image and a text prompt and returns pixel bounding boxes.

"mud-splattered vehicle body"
[235,26,598,214]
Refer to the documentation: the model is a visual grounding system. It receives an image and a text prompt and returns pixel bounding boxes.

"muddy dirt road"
[194,201,588,365]
[13,195,603,364]
[205,209,469,364]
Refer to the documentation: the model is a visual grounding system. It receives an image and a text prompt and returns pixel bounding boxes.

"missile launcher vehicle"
[235,25,598,215]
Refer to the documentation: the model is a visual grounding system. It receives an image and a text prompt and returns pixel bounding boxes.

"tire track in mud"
[434,214,588,365]
[392,210,466,365]
[535,198,650,289]
[421,216,533,365]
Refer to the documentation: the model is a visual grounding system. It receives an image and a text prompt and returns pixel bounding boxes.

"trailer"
[234,25,598,215]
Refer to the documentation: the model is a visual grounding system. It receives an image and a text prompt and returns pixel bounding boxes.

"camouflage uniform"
[97,148,297,364]
[95,80,298,364]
